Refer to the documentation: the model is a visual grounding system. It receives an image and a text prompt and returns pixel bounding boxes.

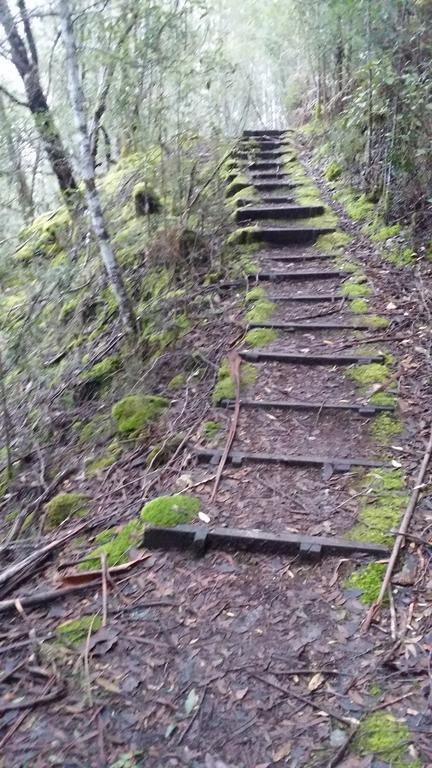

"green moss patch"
[370,413,402,443]
[346,363,390,388]
[167,373,186,390]
[140,494,200,527]
[245,287,266,303]
[56,614,102,646]
[80,520,141,570]
[363,314,389,329]
[315,231,352,255]
[45,492,88,530]
[246,299,276,323]
[81,356,120,386]
[353,712,420,767]
[203,420,222,439]
[385,247,416,268]
[371,224,401,242]
[341,280,371,299]
[226,227,257,248]
[212,359,257,404]
[349,468,407,545]
[244,328,278,348]
[346,562,387,605]
[112,394,169,437]
[85,443,121,478]
[369,391,396,407]
[350,299,369,314]
[324,161,343,181]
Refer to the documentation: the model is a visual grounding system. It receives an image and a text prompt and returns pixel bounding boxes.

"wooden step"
[235,204,324,222]
[144,524,390,559]
[252,269,345,281]
[195,446,386,471]
[241,350,384,365]
[247,318,373,331]
[220,397,394,415]
[264,252,333,261]
[243,129,289,137]
[247,226,336,245]
[267,293,343,301]
[253,181,296,191]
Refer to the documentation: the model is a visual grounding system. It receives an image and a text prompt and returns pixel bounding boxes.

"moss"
[385,247,416,268]
[324,161,343,181]
[85,443,121,478]
[371,224,401,242]
[346,363,390,387]
[349,468,407,545]
[80,356,120,385]
[80,520,140,570]
[350,298,369,314]
[244,328,278,348]
[245,287,266,303]
[212,360,257,404]
[17,207,71,264]
[112,394,169,437]
[246,299,276,323]
[225,175,250,198]
[346,563,387,605]
[371,413,402,443]
[56,615,102,646]
[369,683,383,697]
[167,373,186,390]
[203,420,221,439]
[141,494,200,527]
[340,192,375,221]
[369,391,396,407]
[226,227,257,248]
[341,280,371,299]
[353,712,420,767]
[364,314,389,329]
[59,297,80,323]
[45,492,88,530]
[227,185,258,207]
[76,414,113,445]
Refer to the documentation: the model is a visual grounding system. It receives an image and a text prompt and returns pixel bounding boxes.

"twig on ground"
[177,685,207,745]
[0,680,66,713]
[101,553,108,627]
[364,423,432,630]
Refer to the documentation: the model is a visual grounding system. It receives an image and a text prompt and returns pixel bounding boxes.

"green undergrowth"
[370,412,403,443]
[341,278,371,299]
[203,420,222,439]
[226,226,257,248]
[85,442,122,478]
[346,362,390,388]
[111,394,169,437]
[349,468,407,546]
[315,231,352,256]
[45,492,88,530]
[353,712,420,767]
[80,494,201,570]
[56,614,102,646]
[350,298,369,313]
[244,328,278,348]
[167,373,186,391]
[213,359,257,404]
[346,562,387,604]
[369,391,397,407]
[246,298,276,323]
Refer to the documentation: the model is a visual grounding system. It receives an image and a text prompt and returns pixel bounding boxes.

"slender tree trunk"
[0,0,77,199]
[0,94,34,222]
[58,0,137,336]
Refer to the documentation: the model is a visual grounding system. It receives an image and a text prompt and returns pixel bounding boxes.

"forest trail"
[0,131,428,768]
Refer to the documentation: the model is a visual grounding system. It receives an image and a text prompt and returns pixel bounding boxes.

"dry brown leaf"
[308,672,325,692]
[95,676,121,694]
[272,742,291,762]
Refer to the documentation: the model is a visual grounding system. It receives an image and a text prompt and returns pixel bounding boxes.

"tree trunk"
[0,0,78,199]
[57,0,137,336]
[0,94,34,222]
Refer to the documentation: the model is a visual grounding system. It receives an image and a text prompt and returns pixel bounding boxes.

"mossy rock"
[353,712,420,767]
[167,373,186,391]
[246,299,276,324]
[112,394,169,437]
[346,363,390,387]
[81,356,120,385]
[212,359,257,404]
[56,614,102,646]
[45,492,88,530]
[80,520,141,570]
[346,562,387,604]
[75,414,114,446]
[140,494,200,527]
[85,443,122,478]
[244,328,278,348]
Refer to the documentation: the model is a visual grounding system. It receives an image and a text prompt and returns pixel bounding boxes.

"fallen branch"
[0,680,66,712]
[210,350,241,502]
[364,424,432,630]
[0,583,98,614]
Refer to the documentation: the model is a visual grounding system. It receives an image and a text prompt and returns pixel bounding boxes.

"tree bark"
[58,0,137,336]
[0,0,77,198]
[0,94,34,222]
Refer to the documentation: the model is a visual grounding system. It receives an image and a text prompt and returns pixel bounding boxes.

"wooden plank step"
[195,446,387,471]
[243,129,289,137]
[253,269,345,281]
[241,350,384,365]
[264,252,333,261]
[247,318,373,331]
[251,171,290,180]
[233,196,295,208]
[267,293,343,301]
[249,227,336,245]
[247,161,283,171]
[253,181,296,191]
[220,397,394,415]
[236,204,324,222]
[144,524,390,559]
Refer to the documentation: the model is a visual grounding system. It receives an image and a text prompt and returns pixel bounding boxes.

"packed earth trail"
[1,130,431,768]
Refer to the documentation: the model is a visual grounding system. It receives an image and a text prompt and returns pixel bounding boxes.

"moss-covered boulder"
[140,494,200,527]
[45,492,88,529]
[111,394,169,437]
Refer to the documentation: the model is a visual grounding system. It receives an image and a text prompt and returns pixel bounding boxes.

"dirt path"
[0,130,430,768]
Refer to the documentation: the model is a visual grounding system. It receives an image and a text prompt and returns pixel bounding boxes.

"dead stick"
[101,553,108,627]
[210,350,241,502]
[0,583,98,614]
[364,424,432,630]
[252,673,355,727]
[0,681,66,712]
